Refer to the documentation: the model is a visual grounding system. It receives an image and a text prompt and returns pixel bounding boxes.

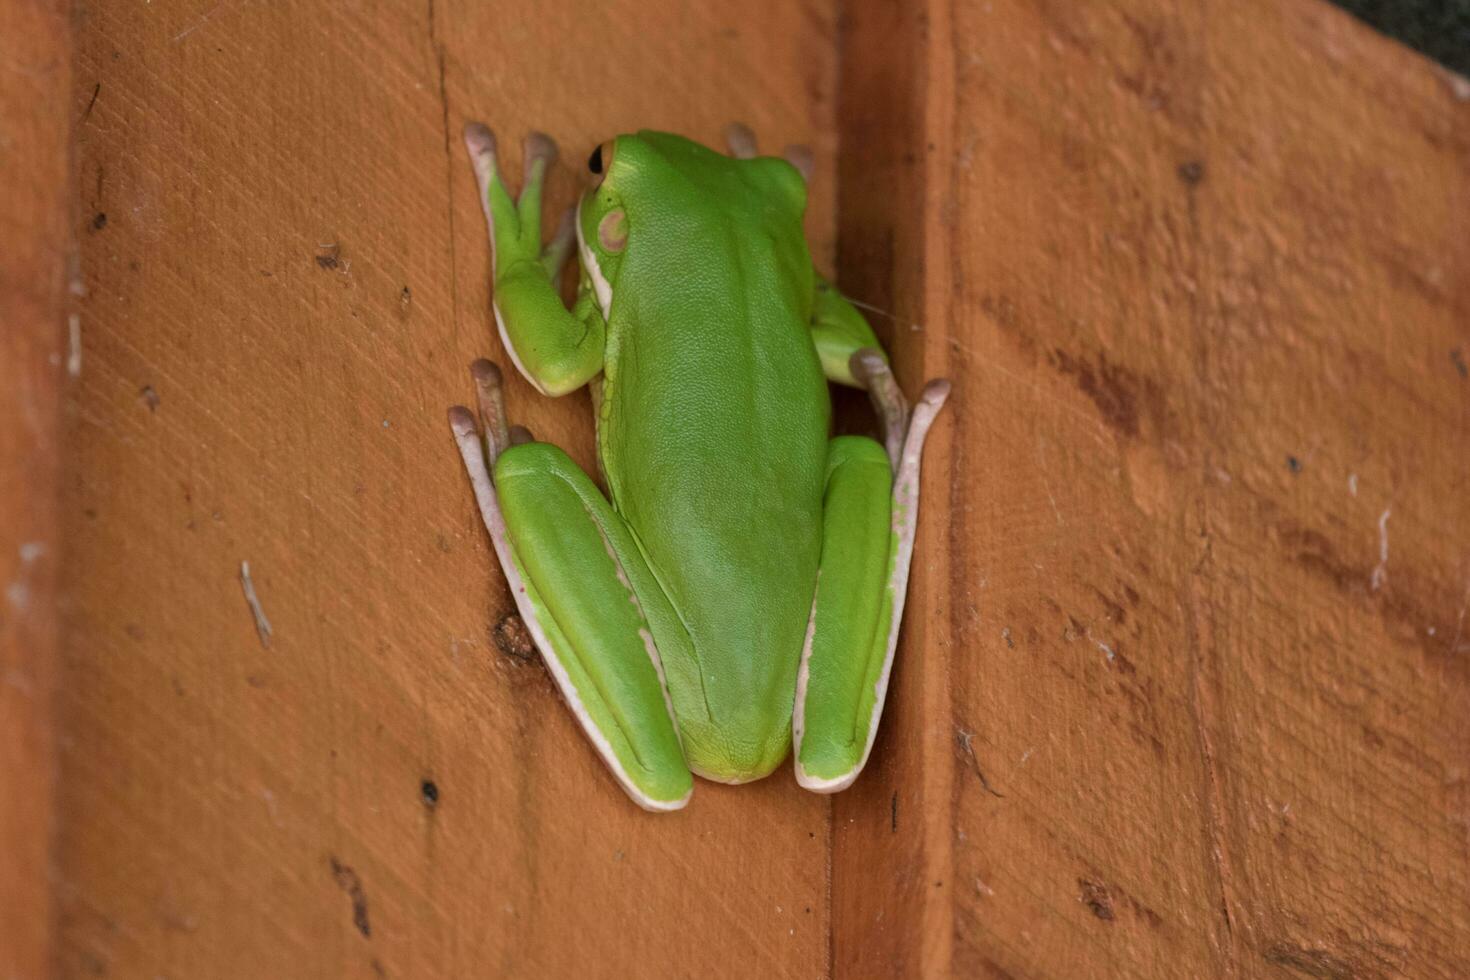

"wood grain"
[62,2,837,976]
[833,0,1470,977]
[1,2,71,978]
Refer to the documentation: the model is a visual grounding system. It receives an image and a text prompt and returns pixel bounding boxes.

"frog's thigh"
[474,437,693,811]
[793,436,893,791]
[794,385,948,791]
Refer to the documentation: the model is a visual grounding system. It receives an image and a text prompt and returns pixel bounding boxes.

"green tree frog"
[448,121,949,811]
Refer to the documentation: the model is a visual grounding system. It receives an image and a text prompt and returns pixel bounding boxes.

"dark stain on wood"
[1050,348,1167,440]
[1263,942,1357,980]
[329,856,372,939]
[1078,877,1115,921]
[492,613,536,662]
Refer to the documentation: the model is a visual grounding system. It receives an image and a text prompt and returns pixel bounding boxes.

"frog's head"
[575,131,808,321]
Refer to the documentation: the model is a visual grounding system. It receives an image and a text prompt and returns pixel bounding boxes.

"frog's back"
[598,132,829,780]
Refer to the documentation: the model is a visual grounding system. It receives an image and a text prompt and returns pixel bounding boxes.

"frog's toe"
[467,360,512,460]
[782,144,814,182]
[463,121,497,166]
[523,130,558,172]
[724,121,758,159]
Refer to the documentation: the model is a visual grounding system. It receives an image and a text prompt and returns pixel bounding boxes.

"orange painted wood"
[833,0,1470,977]
[61,2,837,976]
[1,3,71,977]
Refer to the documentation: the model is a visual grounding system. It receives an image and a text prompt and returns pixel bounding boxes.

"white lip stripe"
[576,199,615,321]
[794,382,950,793]
[452,416,691,812]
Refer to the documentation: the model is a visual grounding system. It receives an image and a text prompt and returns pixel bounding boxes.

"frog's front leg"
[464,123,604,396]
[449,361,693,811]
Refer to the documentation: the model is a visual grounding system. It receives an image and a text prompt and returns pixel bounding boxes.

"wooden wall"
[1,2,70,977]
[837,1,1470,976]
[3,0,1463,976]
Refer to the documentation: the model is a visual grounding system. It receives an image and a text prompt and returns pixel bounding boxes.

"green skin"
[451,124,948,810]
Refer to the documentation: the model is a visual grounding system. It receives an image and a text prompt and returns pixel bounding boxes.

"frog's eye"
[587,140,615,186]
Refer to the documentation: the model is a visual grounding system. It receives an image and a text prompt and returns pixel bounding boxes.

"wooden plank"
[833,0,1470,976]
[830,0,957,975]
[60,2,839,976]
[0,2,71,977]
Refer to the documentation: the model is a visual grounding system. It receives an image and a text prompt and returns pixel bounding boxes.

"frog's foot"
[450,360,693,812]
[463,122,574,280]
[793,376,949,793]
[723,121,815,182]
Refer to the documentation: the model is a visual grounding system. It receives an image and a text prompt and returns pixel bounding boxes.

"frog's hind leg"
[793,378,949,793]
[449,360,693,811]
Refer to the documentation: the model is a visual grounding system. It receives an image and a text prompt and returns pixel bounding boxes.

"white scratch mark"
[67,314,81,376]
[1033,441,1066,527]
[974,878,995,897]
[19,541,44,563]
[1347,473,1358,497]
[239,560,272,648]
[259,787,282,827]
[1019,747,1034,765]
[1370,508,1391,592]
[1043,485,1062,525]
[173,0,243,42]
[1084,625,1116,663]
